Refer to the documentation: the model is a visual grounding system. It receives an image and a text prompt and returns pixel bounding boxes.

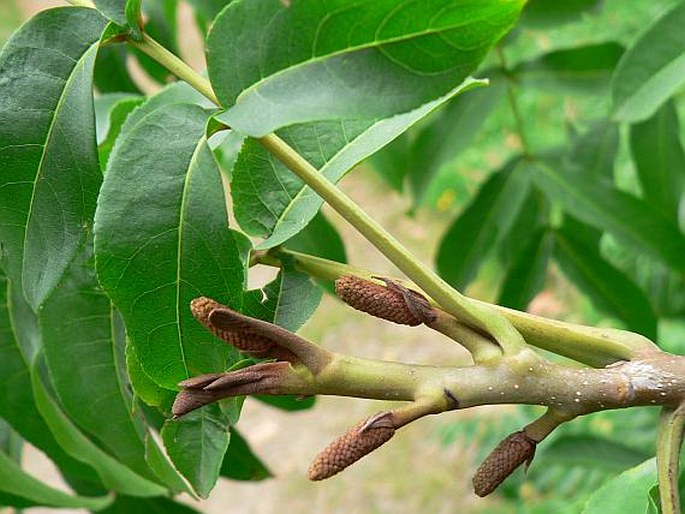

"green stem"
[129,33,220,106]
[257,134,526,354]
[496,46,531,158]
[656,404,685,514]
[262,248,659,366]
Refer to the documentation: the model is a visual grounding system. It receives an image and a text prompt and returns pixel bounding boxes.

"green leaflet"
[94,0,127,25]
[94,44,142,94]
[95,94,145,168]
[564,119,619,183]
[209,0,524,135]
[582,458,656,514]
[553,227,657,339]
[514,43,624,95]
[436,158,530,290]
[220,427,271,481]
[498,229,553,310]
[0,7,107,309]
[0,449,112,510]
[629,100,685,223]
[95,103,247,389]
[40,241,160,483]
[243,262,322,333]
[231,79,483,248]
[531,159,685,276]
[0,273,97,487]
[611,1,685,122]
[31,358,167,497]
[100,495,202,513]
[541,434,651,473]
[161,406,230,498]
[284,211,347,294]
[520,0,601,28]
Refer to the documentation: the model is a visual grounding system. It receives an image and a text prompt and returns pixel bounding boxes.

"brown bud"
[308,412,395,481]
[190,297,274,353]
[472,431,537,497]
[335,276,436,326]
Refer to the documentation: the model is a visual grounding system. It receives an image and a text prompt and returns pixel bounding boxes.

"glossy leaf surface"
[95,103,246,389]
[0,7,106,308]
[209,0,524,135]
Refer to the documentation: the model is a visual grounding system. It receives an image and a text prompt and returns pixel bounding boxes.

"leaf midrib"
[20,43,99,304]
[229,7,506,104]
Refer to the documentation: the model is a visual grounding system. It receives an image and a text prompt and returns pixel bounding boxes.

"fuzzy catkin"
[335,275,431,326]
[308,416,395,481]
[190,297,274,352]
[472,431,536,497]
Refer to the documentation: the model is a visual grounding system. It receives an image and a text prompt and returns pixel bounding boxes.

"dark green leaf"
[284,212,346,293]
[98,96,145,167]
[220,428,271,481]
[611,1,685,122]
[95,103,246,389]
[0,7,107,309]
[95,93,137,145]
[232,80,481,248]
[629,100,685,222]
[497,189,548,266]
[565,119,619,182]
[436,158,530,290]
[582,458,656,514]
[0,449,112,510]
[531,159,685,275]
[40,241,161,483]
[0,273,98,487]
[520,0,601,28]
[246,262,322,333]
[95,0,127,25]
[209,0,525,135]
[542,434,651,472]
[515,43,624,95]
[254,394,316,412]
[125,341,176,409]
[210,129,245,179]
[94,44,141,94]
[408,72,507,206]
[161,406,230,498]
[101,495,202,514]
[553,227,657,339]
[498,229,553,310]
[0,419,21,463]
[31,357,167,496]
[110,81,213,155]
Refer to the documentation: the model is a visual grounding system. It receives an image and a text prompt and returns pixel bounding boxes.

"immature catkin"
[308,415,395,481]
[190,297,274,353]
[335,275,435,326]
[472,431,537,497]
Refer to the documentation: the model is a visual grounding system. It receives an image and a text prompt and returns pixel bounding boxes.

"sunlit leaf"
[629,100,685,222]
[95,103,247,389]
[554,226,657,339]
[611,1,685,122]
[232,80,482,249]
[209,0,525,135]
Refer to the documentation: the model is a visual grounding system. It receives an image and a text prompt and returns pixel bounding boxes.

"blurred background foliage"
[2,0,685,512]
